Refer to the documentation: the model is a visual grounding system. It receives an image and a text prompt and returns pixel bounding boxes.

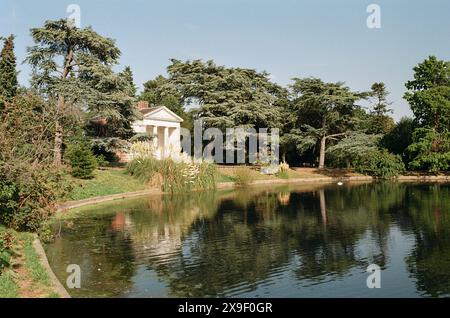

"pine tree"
[0,35,18,102]
[26,19,121,166]
[368,82,394,134]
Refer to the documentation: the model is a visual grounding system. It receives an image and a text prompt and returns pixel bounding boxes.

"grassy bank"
[217,166,366,183]
[63,166,369,203]
[67,168,149,201]
[0,226,59,298]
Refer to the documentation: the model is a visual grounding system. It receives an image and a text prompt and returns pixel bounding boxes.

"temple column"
[164,126,169,158]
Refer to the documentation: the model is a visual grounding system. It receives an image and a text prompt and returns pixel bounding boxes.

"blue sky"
[1,0,449,120]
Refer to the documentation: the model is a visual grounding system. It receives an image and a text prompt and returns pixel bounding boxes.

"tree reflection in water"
[45,182,450,298]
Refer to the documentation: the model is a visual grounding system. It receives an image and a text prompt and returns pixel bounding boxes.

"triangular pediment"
[143,106,184,123]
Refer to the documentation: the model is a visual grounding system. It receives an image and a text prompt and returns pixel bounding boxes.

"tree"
[367,82,394,134]
[407,128,450,172]
[0,92,68,230]
[84,64,140,153]
[404,56,450,131]
[286,78,364,169]
[165,59,287,131]
[404,56,450,172]
[26,19,121,166]
[0,35,18,104]
[65,138,98,179]
[139,75,185,117]
[381,117,414,164]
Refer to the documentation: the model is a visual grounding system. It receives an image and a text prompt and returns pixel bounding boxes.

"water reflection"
[45,182,450,298]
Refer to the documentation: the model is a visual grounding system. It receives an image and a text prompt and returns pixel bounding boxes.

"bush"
[0,165,69,231]
[354,149,405,179]
[0,93,70,231]
[66,140,98,179]
[407,128,450,173]
[0,231,14,271]
[127,157,217,194]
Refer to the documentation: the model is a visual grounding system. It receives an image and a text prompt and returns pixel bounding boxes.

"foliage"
[285,78,366,168]
[65,139,98,179]
[367,82,395,134]
[327,132,382,168]
[127,157,217,194]
[139,75,185,117]
[353,149,405,179]
[407,128,450,172]
[326,132,404,178]
[26,19,125,165]
[0,230,14,271]
[0,93,69,231]
[0,35,18,102]
[381,117,415,164]
[166,59,287,131]
[404,56,450,132]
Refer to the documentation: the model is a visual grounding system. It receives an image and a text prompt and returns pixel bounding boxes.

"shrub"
[233,166,253,187]
[0,93,70,231]
[354,149,405,179]
[96,155,109,168]
[0,165,69,231]
[66,140,98,179]
[406,128,450,173]
[0,231,14,271]
[127,157,217,194]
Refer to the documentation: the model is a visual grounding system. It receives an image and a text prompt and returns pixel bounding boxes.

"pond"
[45,182,450,298]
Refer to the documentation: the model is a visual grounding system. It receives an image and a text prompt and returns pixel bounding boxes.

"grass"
[67,168,149,201]
[218,166,370,182]
[0,226,59,298]
[0,270,18,298]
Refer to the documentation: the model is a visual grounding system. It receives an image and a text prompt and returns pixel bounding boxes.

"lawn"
[67,168,149,201]
[216,166,353,183]
[0,226,59,298]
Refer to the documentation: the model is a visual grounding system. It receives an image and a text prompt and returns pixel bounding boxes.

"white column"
[164,126,169,158]
[152,126,159,159]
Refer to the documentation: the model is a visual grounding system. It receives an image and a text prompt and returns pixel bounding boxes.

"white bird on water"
[337,182,344,186]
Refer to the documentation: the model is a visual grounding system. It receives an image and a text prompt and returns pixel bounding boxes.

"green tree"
[367,82,394,134]
[404,56,450,172]
[381,117,414,164]
[166,59,286,131]
[407,128,450,172]
[26,19,121,166]
[139,75,185,117]
[84,64,140,154]
[0,35,18,104]
[65,138,98,179]
[286,78,365,169]
[404,56,450,131]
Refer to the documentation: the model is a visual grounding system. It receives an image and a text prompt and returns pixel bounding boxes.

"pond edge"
[32,236,71,298]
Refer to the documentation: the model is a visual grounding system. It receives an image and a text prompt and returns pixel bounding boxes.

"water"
[45,182,450,298]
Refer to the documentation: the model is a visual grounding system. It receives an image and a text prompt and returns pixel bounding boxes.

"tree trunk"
[53,48,74,166]
[53,94,66,166]
[53,120,63,166]
[319,136,326,169]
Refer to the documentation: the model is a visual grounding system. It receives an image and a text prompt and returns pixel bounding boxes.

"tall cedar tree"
[368,82,394,134]
[166,59,287,131]
[26,19,121,166]
[286,78,364,169]
[139,74,185,117]
[0,35,18,104]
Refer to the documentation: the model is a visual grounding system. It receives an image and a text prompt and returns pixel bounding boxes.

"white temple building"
[131,101,184,160]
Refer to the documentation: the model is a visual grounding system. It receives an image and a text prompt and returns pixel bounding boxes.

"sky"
[1,0,450,120]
